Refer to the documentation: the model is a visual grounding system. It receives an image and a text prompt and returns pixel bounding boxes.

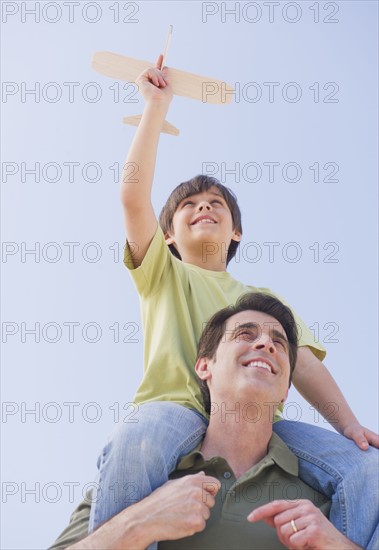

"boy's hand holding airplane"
[136,54,173,106]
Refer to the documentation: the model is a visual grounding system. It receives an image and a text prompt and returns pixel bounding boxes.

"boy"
[88,57,378,548]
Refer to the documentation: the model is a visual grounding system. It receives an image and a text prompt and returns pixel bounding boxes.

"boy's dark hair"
[196,292,299,415]
[159,175,242,266]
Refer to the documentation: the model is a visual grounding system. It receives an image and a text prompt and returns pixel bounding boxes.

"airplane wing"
[92,52,234,104]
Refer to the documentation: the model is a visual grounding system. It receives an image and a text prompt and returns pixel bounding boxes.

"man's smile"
[242,357,276,374]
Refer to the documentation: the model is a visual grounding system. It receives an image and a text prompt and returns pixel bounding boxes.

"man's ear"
[195,357,212,381]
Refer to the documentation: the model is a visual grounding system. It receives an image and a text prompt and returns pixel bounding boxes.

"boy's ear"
[232,229,242,242]
[164,232,176,245]
[195,357,212,381]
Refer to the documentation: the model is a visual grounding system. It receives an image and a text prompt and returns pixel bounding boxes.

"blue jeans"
[89,403,378,549]
[89,402,208,542]
[273,419,379,550]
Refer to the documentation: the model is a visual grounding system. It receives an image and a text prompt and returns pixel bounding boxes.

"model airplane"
[91,26,234,136]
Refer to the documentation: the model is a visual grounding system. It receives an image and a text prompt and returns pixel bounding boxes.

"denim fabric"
[89,402,208,549]
[89,403,378,549]
[273,419,379,549]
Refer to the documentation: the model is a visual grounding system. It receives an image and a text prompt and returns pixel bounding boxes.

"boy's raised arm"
[120,54,173,267]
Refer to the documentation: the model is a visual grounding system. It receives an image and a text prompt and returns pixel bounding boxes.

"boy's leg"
[273,419,379,549]
[89,402,207,532]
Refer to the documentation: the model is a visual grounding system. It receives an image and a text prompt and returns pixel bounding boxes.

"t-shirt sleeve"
[48,497,90,549]
[261,288,326,362]
[123,225,173,298]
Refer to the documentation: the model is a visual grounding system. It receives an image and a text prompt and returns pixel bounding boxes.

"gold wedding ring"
[290,519,298,533]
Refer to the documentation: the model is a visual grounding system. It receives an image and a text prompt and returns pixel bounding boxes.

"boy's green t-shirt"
[124,226,326,417]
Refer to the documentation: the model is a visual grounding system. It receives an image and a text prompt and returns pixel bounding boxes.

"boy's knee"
[354,446,379,472]
[108,414,167,454]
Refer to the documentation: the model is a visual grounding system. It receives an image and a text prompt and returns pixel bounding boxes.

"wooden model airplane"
[91,26,234,136]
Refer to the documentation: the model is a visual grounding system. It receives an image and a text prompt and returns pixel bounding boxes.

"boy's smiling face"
[164,187,242,259]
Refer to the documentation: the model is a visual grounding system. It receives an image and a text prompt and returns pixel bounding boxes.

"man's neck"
[200,401,275,479]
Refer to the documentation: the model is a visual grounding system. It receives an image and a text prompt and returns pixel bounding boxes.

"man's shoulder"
[48,496,91,550]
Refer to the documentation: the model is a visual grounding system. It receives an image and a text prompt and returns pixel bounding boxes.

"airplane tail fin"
[123,114,179,136]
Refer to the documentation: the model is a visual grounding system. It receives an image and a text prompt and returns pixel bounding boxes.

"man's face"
[164,187,241,255]
[196,310,291,410]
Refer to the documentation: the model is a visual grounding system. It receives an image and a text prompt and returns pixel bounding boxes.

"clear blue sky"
[1,1,378,547]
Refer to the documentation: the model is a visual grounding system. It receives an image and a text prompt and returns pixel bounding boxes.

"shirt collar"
[176,432,298,477]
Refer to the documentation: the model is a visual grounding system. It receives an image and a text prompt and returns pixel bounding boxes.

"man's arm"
[62,473,220,550]
[293,346,379,449]
[120,54,173,268]
[67,505,150,550]
[248,499,362,550]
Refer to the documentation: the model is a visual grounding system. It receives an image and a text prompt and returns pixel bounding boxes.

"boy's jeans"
[89,402,378,550]
[88,402,208,540]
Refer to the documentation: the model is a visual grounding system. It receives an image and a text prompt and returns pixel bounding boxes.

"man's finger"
[187,472,221,494]
[247,500,298,522]
[197,473,221,495]
[202,479,221,496]
[255,516,276,528]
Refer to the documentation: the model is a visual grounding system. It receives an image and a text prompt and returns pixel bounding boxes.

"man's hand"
[247,500,361,549]
[136,54,173,105]
[343,422,379,450]
[68,472,220,550]
[145,471,221,542]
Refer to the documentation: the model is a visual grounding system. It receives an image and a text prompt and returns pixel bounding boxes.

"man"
[50,293,362,549]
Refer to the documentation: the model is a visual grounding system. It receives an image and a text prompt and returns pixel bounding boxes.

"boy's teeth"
[196,219,215,224]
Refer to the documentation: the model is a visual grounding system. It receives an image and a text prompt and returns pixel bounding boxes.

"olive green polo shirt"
[161,433,330,549]
[49,434,330,550]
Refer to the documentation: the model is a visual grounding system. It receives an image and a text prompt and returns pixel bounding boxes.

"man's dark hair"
[159,175,242,266]
[197,292,299,415]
